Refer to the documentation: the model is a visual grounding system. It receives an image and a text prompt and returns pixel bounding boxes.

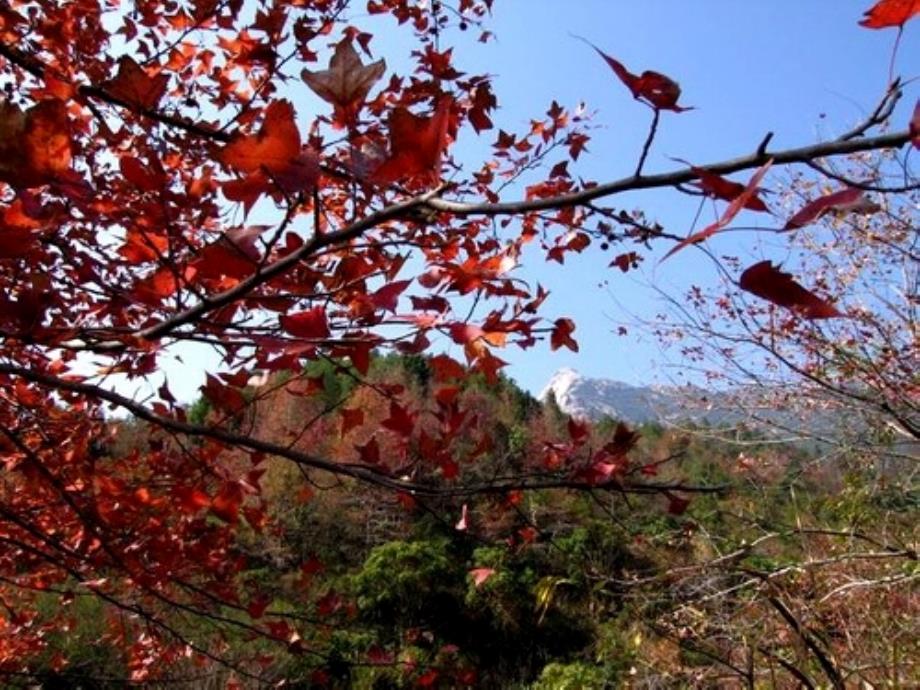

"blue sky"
[427,0,919,394]
[120,1,917,403]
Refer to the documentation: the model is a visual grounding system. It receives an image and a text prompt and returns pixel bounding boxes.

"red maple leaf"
[859,0,920,28]
[0,99,73,189]
[355,436,381,465]
[739,260,844,319]
[369,279,411,312]
[682,161,769,211]
[106,56,170,109]
[662,159,772,261]
[280,307,331,340]
[211,481,244,523]
[339,408,364,437]
[784,187,880,229]
[609,252,639,273]
[301,39,386,127]
[120,156,164,192]
[585,39,690,112]
[218,100,318,200]
[372,97,454,184]
[550,318,578,352]
[429,355,466,382]
[382,402,414,437]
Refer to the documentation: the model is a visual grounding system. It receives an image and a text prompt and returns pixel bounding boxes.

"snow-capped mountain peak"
[538,368,675,423]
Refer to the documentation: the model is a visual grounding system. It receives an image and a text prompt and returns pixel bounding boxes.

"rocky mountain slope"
[537,368,721,424]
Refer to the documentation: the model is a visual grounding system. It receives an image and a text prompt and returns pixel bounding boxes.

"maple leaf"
[106,56,170,109]
[568,417,589,445]
[784,187,880,229]
[0,99,72,189]
[211,481,244,523]
[120,156,164,192]
[609,252,639,273]
[382,401,414,436]
[372,97,454,184]
[355,436,381,465]
[280,307,330,340]
[584,39,690,111]
[739,260,844,319]
[662,159,772,261]
[339,408,364,437]
[550,318,578,352]
[858,0,920,28]
[218,100,319,199]
[680,161,769,211]
[369,279,411,312]
[301,39,386,127]
[174,486,211,515]
[429,355,466,382]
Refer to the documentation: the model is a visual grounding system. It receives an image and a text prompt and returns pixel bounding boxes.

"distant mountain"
[538,368,872,436]
[538,370,918,471]
[538,368,726,425]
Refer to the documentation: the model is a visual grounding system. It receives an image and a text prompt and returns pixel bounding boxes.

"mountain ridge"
[538,367,760,428]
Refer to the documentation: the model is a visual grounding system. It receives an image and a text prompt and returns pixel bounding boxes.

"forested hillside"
[40,354,913,688]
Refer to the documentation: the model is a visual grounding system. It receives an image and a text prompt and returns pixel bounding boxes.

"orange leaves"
[301,39,386,127]
[218,100,319,208]
[0,99,72,189]
[585,39,690,112]
[859,0,920,28]
[739,261,843,319]
[218,100,304,175]
[372,97,453,184]
[106,56,169,109]
[663,159,772,261]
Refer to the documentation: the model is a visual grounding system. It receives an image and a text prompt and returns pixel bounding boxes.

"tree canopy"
[0,0,916,686]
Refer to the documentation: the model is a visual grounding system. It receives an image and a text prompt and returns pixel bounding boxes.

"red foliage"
[0,99,72,189]
[859,0,920,28]
[0,0,911,681]
[662,160,772,260]
[739,260,844,319]
[587,40,691,111]
[372,97,454,183]
[784,187,879,229]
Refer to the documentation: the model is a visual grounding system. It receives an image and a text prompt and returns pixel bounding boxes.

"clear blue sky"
[432,0,918,394]
[130,1,918,403]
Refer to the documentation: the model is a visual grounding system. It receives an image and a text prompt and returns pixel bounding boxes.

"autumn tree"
[0,0,916,685]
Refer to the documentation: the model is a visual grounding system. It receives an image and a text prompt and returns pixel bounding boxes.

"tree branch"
[425,129,911,217]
